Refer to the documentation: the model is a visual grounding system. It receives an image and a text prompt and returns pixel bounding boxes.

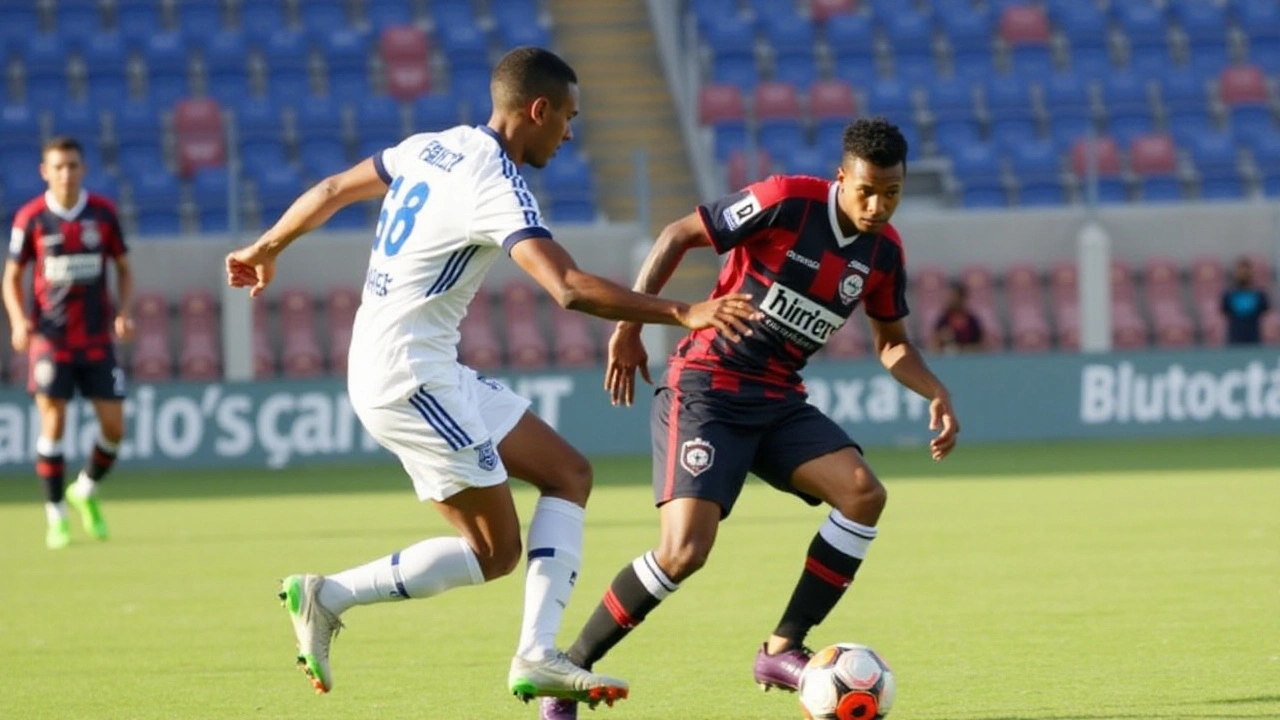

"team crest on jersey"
[33,359,55,388]
[476,375,505,392]
[839,272,865,305]
[80,223,100,249]
[721,192,761,231]
[680,437,715,477]
[475,440,497,471]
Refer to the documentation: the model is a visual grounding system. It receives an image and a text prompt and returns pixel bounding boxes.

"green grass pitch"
[1,436,1277,720]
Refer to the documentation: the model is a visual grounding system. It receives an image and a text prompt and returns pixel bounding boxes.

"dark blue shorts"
[29,348,126,401]
[650,385,859,518]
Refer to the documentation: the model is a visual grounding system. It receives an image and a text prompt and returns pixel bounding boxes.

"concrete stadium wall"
[126,201,1280,299]
[0,346,1274,473]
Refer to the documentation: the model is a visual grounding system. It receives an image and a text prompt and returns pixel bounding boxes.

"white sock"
[819,510,878,559]
[318,537,484,615]
[73,471,97,497]
[516,496,585,662]
[45,501,67,524]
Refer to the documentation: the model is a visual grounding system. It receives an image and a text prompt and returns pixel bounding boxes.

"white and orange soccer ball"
[797,643,896,720]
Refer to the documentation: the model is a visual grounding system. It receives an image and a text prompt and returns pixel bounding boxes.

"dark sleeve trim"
[502,225,553,254]
[372,151,393,185]
[865,309,911,322]
[696,205,729,254]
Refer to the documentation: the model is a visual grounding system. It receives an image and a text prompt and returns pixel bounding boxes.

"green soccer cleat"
[278,574,344,694]
[65,485,108,540]
[509,652,629,708]
[46,518,71,550]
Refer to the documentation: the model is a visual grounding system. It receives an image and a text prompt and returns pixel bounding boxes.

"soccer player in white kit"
[224,47,759,706]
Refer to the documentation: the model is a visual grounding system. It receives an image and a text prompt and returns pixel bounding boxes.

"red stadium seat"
[549,304,597,367]
[1110,261,1149,348]
[252,298,275,378]
[958,265,1003,351]
[178,290,220,381]
[325,286,359,375]
[808,79,858,121]
[910,265,950,337]
[1263,311,1280,345]
[130,292,173,381]
[278,287,323,378]
[1218,64,1268,105]
[1129,134,1177,176]
[1003,264,1051,353]
[1110,260,1138,303]
[1187,255,1226,345]
[459,289,502,370]
[1142,260,1195,348]
[727,149,772,190]
[501,280,549,369]
[1070,137,1123,177]
[173,97,226,177]
[379,26,431,100]
[999,4,1050,45]
[698,83,746,124]
[810,0,859,23]
[753,81,802,120]
[1048,260,1080,350]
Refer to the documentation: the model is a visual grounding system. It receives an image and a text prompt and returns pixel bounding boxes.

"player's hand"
[225,243,277,297]
[114,313,135,342]
[10,321,29,353]
[677,293,761,341]
[928,390,960,461]
[605,324,653,407]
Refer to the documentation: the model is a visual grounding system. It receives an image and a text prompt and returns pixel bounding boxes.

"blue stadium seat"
[203,30,252,105]
[543,152,597,223]
[365,0,414,32]
[57,0,103,44]
[130,168,184,236]
[117,144,167,181]
[940,5,993,55]
[825,14,875,69]
[1009,46,1056,83]
[781,144,829,178]
[491,1,546,49]
[239,0,287,44]
[0,4,39,44]
[326,203,370,229]
[50,101,101,146]
[84,171,119,202]
[113,98,163,150]
[1166,112,1215,146]
[764,13,816,58]
[435,0,478,29]
[713,123,747,162]
[1239,0,1280,72]
[894,54,939,87]
[690,0,740,33]
[985,75,1037,147]
[0,103,40,149]
[1227,104,1276,148]
[1102,72,1155,147]
[232,95,286,160]
[354,96,406,158]
[702,17,756,61]
[114,0,163,47]
[460,88,493,126]
[143,31,192,109]
[758,121,807,160]
[83,32,129,106]
[772,55,818,89]
[412,93,462,131]
[711,56,758,93]
[1116,3,1169,51]
[302,148,350,180]
[863,78,915,122]
[295,98,347,160]
[252,165,306,225]
[883,10,933,50]
[927,77,980,148]
[191,167,231,232]
[3,167,46,207]
[951,51,997,84]
[322,28,372,106]
[263,29,314,107]
[300,0,349,39]
[1140,176,1182,202]
[1010,138,1063,205]
[21,34,72,109]
[1159,69,1210,116]
[1251,132,1280,195]
[1053,2,1107,46]
[951,142,1007,207]
[1187,130,1241,198]
[496,20,551,51]
[177,0,226,45]
[1066,45,1113,79]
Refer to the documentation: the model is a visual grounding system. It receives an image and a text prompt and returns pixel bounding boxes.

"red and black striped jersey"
[9,190,127,354]
[669,175,908,395]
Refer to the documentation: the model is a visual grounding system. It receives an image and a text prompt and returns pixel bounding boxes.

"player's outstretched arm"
[1,260,29,352]
[509,235,758,332]
[868,317,960,460]
[226,158,389,297]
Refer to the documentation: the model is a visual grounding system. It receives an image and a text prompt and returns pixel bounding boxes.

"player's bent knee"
[547,452,593,505]
[655,539,712,582]
[474,535,523,581]
[842,468,887,517]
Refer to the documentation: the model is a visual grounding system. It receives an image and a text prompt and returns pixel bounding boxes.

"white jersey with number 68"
[347,124,550,407]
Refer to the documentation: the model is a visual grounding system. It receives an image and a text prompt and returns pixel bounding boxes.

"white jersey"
[347,125,549,407]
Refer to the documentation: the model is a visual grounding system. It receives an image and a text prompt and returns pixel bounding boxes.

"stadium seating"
[279,288,325,379]
[685,0,1280,207]
[325,286,360,376]
[178,290,221,381]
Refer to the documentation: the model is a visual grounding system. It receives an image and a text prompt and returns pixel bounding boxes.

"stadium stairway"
[545,0,696,233]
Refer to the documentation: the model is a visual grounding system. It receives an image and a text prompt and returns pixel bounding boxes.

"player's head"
[1234,256,1254,286]
[490,46,579,168]
[836,118,907,234]
[40,136,86,199]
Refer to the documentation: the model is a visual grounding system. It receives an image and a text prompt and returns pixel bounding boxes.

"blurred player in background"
[1221,256,1270,345]
[3,136,133,550]
[225,47,757,705]
[544,118,960,719]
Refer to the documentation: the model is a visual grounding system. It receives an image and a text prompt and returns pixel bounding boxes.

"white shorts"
[353,365,531,502]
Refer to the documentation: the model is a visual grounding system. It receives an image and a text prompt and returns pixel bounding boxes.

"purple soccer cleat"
[540,697,578,720]
[752,643,812,692]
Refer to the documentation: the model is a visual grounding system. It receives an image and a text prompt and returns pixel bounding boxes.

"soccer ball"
[797,643,896,720]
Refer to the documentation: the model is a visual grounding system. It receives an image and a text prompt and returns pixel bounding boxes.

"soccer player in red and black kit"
[542,118,960,718]
[3,137,133,550]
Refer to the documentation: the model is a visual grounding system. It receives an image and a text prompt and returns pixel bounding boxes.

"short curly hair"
[842,117,908,171]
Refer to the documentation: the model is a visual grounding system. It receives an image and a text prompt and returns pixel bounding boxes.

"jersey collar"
[826,182,859,248]
[44,189,88,221]
[476,125,512,160]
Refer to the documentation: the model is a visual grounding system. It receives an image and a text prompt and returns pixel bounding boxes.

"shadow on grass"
[1200,695,1280,706]
[0,435,1275,505]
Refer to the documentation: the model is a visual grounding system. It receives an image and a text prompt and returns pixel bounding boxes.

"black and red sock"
[567,551,679,670]
[82,437,120,483]
[773,511,878,647]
